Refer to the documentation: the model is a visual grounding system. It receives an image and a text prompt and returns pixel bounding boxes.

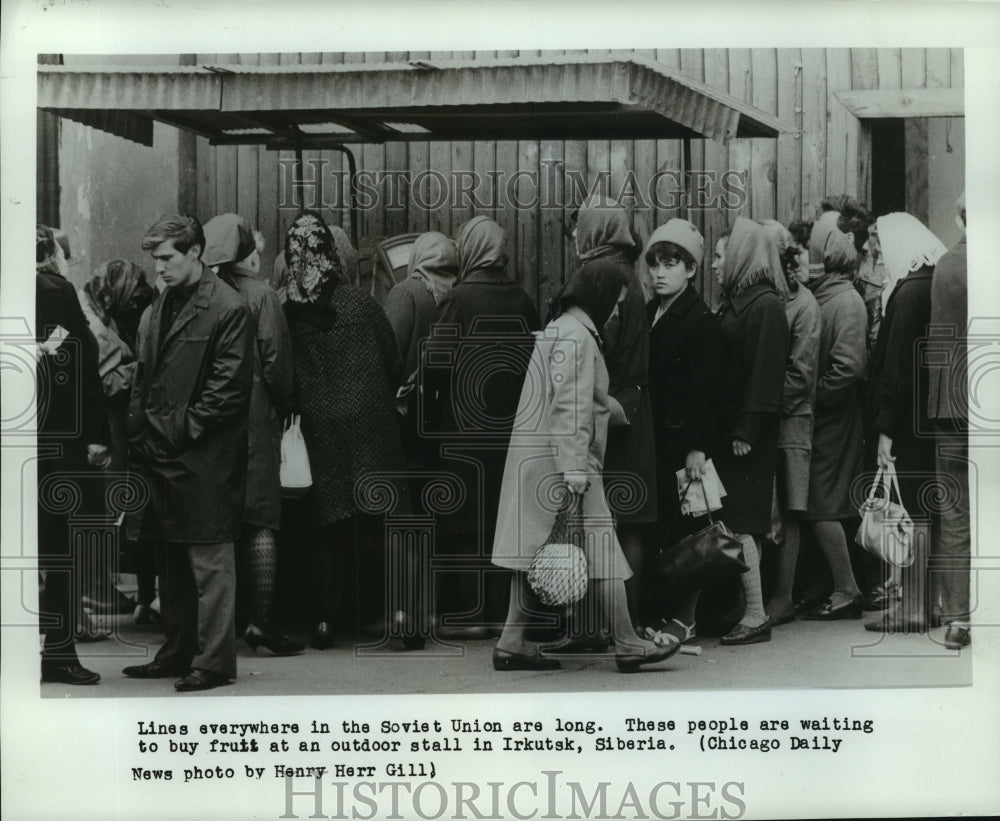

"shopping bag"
[527,493,589,607]
[855,463,913,567]
[280,414,313,498]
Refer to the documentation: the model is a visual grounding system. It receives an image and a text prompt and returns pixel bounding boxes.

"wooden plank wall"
[189,47,963,307]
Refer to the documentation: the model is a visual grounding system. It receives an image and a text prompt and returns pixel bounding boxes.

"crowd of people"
[35,190,971,690]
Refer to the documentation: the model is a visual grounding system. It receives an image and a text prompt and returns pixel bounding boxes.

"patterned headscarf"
[574,198,636,263]
[720,217,788,302]
[875,212,947,299]
[457,216,508,279]
[284,210,343,304]
[408,231,459,304]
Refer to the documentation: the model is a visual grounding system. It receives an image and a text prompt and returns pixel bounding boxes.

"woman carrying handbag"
[491,262,678,673]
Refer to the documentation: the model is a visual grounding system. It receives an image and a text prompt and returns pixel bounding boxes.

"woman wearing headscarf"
[756,220,821,626]
[201,213,301,656]
[709,217,789,645]
[424,217,541,637]
[491,262,678,673]
[864,213,946,634]
[282,210,411,649]
[573,199,658,629]
[77,260,155,624]
[796,222,868,620]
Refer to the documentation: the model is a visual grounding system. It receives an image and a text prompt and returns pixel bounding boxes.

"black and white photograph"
[3,2,999,819]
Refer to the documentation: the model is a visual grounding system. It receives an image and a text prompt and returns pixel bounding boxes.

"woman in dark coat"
[797,222,868,620]
[424,216,540,635]
[865,212,946,634]
[711,217,789,645]
[573,200,658,626]
[282,210,411,649]
[203,213,301,655]
[641,218,724,648]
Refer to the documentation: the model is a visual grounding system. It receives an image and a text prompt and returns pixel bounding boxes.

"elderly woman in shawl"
[708,218,789,645]
[572,200,658,630]
[864,213,946,635]
[423,217,540,638]
[282,210,412,649]
[201,213,301,656]
[491,262,679,673]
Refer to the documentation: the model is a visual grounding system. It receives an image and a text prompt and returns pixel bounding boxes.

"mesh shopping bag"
[527,493,588,607]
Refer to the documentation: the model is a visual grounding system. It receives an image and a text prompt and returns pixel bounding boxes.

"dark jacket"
[383,276,440,380]
[127,266,253,544]
[803,273,868,520]
[869,266,935,513]
[713,283,788,534]
[285,282,409,530]
[928,236,967,423]
[223,267,294,531]
[646,283,724,539]
[601,264,657,524]
[424,271,540,539]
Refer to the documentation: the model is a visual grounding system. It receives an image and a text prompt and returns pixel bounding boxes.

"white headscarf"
[875,212,947,299]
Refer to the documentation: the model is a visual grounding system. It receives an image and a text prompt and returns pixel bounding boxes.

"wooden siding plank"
[800,49,828,218]
[901,48,927,89]
[256,52,280,286]
[726,48,753,222]
[516,139,540,300]
[539,138,565,310]
[775,48,803,223]
[701,47,730,304]
[825,48,856,200]
[750,48,778,221]
[877,48,902,90]
[950,48,964,90]
[925,48,951,88]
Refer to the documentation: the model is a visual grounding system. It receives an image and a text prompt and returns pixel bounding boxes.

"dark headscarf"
[575,198,637,263]
[552,259,629,331]
[408,231,459,304]
[83,260,152,350]
[36,224,62,275]
[457,216,507,279]
[720,217,788,302]
[202,213,256,268]
[284,210,343,304]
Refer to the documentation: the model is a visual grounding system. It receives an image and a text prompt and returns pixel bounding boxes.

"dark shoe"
[944,624,971,649]
[134,604,161,625]
[766,606,796,627]
[41,662,100,685]
[437,624,496,640]
[863,582,901,612]
[392,611,427,651]
[643,618,696,646]
[803,593,864,621]
[175,668,230,692]
[244,626,305,657]
[864,611,928,633]
[492,648,561,671]
[793,593,827,614]
[312,622,335,650]
[615,642,680,673]
[720,619,772,646]
[122,661,177,679]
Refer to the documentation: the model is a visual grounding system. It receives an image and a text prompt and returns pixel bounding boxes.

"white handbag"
[279,414,313,498]
[855,463,914,567]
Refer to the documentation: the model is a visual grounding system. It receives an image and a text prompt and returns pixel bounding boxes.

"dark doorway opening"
[869,118,906,218]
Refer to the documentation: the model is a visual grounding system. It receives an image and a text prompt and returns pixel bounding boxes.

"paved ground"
[43,613,972,698]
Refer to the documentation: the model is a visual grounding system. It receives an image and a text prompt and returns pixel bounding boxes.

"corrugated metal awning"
[38,55,793,147]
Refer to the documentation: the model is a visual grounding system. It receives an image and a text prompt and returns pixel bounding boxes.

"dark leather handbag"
[653,479,748,592]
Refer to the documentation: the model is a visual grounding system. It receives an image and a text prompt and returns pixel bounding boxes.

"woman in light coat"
[491,261,678,673]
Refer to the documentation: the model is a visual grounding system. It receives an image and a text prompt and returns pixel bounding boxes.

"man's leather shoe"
[122,661,176,679]
[174,669,231,692]
[492,648,561,671]
[41,662,100,685]
[720,619,772,645]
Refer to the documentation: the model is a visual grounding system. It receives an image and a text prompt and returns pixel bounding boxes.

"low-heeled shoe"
[175,668,230,692]
[944,624,971,649]
[492,648,561,671]
[122,661,178,679]
[41,662,101,685]
[803,594,864,621]
[312,622,335,650]
[615,643,679,673]
[244,628,305,657]
[720,619,772,646]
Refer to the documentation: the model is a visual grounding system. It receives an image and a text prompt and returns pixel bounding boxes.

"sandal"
[644,617,696,647]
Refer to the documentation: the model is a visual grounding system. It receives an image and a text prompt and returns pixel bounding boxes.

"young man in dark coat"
[123,215,253,691]
[36,225,112,685]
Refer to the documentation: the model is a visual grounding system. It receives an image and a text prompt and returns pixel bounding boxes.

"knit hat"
[644,218,704,267]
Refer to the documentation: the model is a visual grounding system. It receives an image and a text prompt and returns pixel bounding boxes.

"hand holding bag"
[855,463,913,567]
[653,479,748,592]
[280,414,313,498]
[527,493,589,607]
